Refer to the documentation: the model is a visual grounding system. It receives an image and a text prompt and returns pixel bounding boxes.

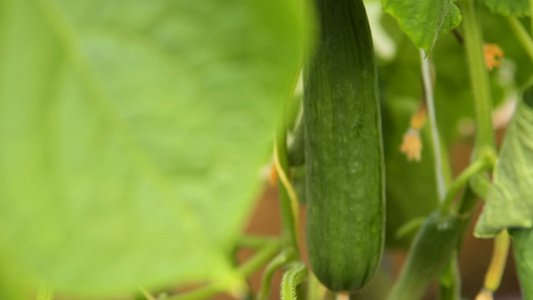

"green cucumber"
[304,0,384,292]
[387,212,460,300]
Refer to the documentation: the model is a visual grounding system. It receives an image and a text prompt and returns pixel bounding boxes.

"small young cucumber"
[387,212,460,300]
[304,0,385,292]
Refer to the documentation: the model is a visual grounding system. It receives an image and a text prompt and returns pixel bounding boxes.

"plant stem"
[257,251,295,300]
[419,50,460,298]
[469,173,491,199]
[507,16,533,63]
[239,240,283,277]
[273,63,303,255]
[288,116,306,167]
[459,0,496,158]
[237,235,280,250]
[168,241,281,300]
[274,135,300,254]
[420,50,446,201]
[395,217,426,239]
[281,263,308,300]
[440,157,492,213]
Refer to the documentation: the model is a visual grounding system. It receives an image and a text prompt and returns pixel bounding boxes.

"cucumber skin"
[304,0,384,292]
[387,212,459,300]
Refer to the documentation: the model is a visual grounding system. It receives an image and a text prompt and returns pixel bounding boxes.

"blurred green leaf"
[382,0,461,52]
[0,259,26,300]
[475,86,533,237]
[478,0,530,17]
[0,0,305,297]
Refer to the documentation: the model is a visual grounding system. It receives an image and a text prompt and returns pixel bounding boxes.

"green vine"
[458,0,496,159]
[440,157,493,213]
[281,263,308,300]
[257,251,296,300]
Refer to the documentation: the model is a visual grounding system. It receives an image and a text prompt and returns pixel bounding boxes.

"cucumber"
[303,0,384,292]
[387,212,460,300]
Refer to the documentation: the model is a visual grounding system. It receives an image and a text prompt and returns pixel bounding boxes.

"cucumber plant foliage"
[2,0,533,299]
[0,0,306,297]
[475,86,533,238]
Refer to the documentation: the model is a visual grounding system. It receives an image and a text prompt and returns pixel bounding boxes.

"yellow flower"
[484,44,504,71]
[400,129,422,162]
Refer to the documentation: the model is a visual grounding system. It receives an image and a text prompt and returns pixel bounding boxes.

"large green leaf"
[478,0,530,17]
[0,0,305,297]
[474,86,533,237]
[510,228,533,299]
[382,0,462,52]
[0,259,26,300]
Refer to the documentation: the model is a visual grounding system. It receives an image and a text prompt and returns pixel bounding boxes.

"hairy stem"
[257,251,295,300]
[281,263,308,300]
